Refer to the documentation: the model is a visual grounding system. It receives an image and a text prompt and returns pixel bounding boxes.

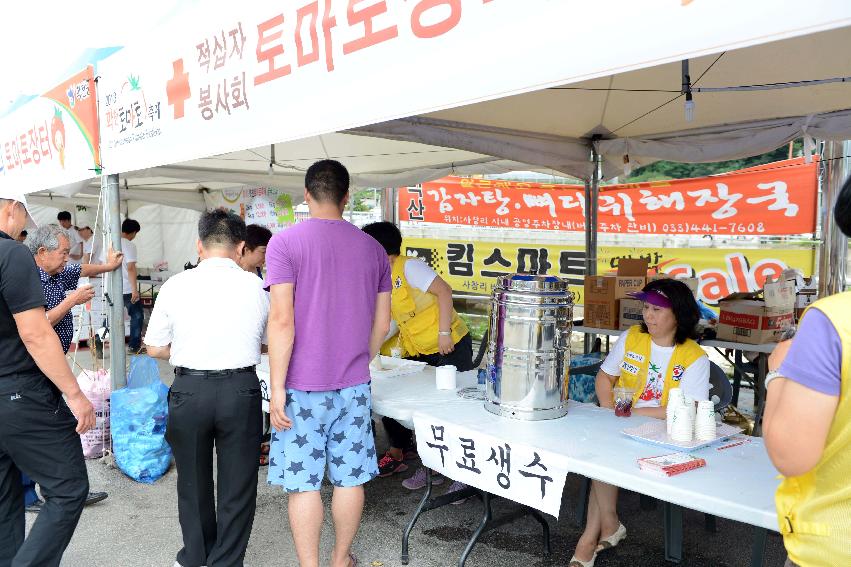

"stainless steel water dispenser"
[485,274,573,420]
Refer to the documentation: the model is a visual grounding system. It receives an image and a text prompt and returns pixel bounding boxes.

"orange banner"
[399,158,818,236]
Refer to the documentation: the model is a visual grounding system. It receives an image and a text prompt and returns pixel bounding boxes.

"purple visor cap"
[628,290,672,309]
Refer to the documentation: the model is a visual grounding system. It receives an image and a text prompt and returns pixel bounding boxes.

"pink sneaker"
[401,467,444,490]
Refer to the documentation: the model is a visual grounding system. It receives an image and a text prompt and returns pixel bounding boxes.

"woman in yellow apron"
[362,222,473,493]
[570,278,709,567]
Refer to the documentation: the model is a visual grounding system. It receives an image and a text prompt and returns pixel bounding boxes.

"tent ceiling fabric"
[353,26,851,179]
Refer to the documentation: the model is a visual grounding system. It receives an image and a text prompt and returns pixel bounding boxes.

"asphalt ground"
[27,350,787,567]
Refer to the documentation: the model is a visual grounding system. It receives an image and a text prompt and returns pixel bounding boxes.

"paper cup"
[435,365,457,390]
[668,388,685,407]
[671,406,693,442]
[390,346,402,358]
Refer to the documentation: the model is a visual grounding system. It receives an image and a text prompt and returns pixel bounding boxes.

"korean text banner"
[97,2,851,173]
[0,67,99,194]
[414,414,569,517]
[204,187,294,232]
[402,237,815,306]
[399,158,817,236]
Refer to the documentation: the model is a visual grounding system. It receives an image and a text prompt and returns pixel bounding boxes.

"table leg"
[753,354,768,437]
[664,502,683,563]
[575,476,591,527]
[750,527,767,567]
[529,509,552,556]
[732,350,743,407]
[401,468,435,565]
[458,491,493,567]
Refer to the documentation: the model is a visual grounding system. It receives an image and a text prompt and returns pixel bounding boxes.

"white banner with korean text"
[413,413,569,517]
[97,1,851,174]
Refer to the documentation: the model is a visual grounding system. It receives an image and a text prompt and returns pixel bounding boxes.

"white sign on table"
[413,414,569,518]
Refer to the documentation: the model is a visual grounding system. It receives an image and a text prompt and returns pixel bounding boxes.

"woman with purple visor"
[570,278,710,567]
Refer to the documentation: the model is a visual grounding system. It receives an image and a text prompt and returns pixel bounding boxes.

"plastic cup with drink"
[614,386,635,417]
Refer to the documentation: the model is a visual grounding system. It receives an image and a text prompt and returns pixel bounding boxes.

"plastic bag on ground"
[78,369,111,459]
[111,355,172,484]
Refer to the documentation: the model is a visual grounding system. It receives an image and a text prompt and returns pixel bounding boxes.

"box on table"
[583,258,648,330]
[618,298,645,331]
[716,279,795,344]
[649,274,699,297]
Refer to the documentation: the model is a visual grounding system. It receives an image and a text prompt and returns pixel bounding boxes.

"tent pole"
[583,147,601,352]
[818,141,849,297]
[382,187,397,223]
[105,173,127,390]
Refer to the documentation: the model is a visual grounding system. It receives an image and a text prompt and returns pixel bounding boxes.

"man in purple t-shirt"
[265,160,391,567]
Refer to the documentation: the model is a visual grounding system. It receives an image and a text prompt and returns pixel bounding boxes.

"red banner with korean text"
[399,158,818,236]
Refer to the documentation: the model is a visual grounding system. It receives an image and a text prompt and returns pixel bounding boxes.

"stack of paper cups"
[694,400,717,441]
[435,365,457,390]
[671,405,693,443]
[666,388,685,435]
[684,395,697,426]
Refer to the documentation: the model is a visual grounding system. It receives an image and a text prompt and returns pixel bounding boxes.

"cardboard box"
[618,298,645,331]
[649,274,699,297]
[584,258,648,303]
[584,300,620,330]
[716,279,795,344]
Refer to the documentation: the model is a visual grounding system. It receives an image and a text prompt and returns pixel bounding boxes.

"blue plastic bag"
[111,355,172,484]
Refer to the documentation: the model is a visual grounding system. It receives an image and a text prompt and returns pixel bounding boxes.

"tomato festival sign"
[0,67,100,194]
[96,2,851,174]
[399,158,818,236]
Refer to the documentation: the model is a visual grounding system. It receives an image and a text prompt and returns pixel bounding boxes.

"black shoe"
[85,491,108,506]
[26,498,44,513]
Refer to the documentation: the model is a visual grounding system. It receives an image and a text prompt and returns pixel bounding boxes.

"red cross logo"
[166,59,191,119]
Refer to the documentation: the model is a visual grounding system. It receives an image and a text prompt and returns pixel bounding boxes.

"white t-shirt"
[404,258,438,292]
[121,238,138,294]
[600,333,710,408]
[66,228,84,265]
[144,257,269,369]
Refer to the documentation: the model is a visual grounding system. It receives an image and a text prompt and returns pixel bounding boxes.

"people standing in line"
[764,174,851,567]
[239,224,272,278]
[0,190,95,567]
[22,223,122,512]
[144,209,269,567]
[57,211,83,264]
[361,221,474,494]
[120,218,143,354]
[266,160,391,567]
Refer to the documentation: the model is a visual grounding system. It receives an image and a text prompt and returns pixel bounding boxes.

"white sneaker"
[401,467,444,490]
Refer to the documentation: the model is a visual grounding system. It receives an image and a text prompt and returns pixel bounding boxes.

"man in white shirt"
[57,211,83,264]
[120,219,143,353]
[144,209,269,567]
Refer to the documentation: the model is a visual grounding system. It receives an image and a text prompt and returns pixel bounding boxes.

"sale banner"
[401,236,815,306]
[0,66,100,194]
[399,158,817,236]
[204,186,295,232]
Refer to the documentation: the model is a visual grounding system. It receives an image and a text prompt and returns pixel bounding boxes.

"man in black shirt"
[0,190,95,567]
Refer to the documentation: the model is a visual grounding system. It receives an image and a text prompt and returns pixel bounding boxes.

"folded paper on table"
[369,356,428,379]
[623,420,741,452]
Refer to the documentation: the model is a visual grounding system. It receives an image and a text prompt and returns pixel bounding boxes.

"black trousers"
[383,334,475,450]
[0,371,89,567]
[166,370,262,567]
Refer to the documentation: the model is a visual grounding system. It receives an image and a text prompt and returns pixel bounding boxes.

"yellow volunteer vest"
[775,293,851,567]
[380,256,468,357]
[617,325,705,407]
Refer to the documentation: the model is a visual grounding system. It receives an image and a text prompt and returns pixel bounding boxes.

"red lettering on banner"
[322,0,338,71]
[255,14,292,86]
[343,0,398,54]
[752,259,784,289]
[411,0,462,39]
[296,3,320,66]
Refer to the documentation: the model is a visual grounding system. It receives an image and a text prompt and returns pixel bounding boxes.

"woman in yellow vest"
[362,222,473,489]
[570,278,709,567]
[763,176,851,567]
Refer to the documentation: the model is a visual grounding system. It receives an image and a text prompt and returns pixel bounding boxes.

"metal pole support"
[817,140,849,297]
[105,173,127,390]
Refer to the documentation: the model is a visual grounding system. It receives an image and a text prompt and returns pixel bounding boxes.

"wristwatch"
[438,330,452,336]
[764,371,783,389]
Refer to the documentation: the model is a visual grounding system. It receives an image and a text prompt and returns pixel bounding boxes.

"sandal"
[596,523,627,552]
[348,553,358,567]
[568,552,596,567]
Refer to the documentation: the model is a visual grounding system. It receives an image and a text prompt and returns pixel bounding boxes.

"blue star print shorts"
[268,383,378,492]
